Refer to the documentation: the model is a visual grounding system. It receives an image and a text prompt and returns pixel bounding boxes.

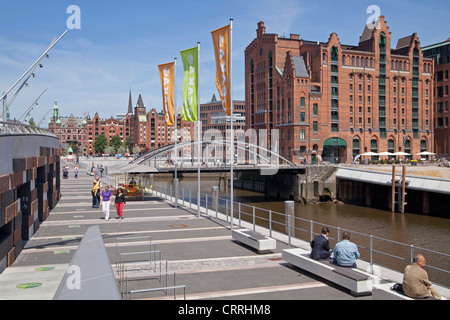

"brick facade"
[245,17,434,164]
[423,39,450,156]
[0,146,61,271]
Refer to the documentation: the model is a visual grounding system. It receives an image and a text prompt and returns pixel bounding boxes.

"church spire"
[128,90,133,115]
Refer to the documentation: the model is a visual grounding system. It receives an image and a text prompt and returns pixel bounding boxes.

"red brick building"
[85,112,132,155]
[423,39,450,156]
[245,17,434,164]
[47,99,88,153]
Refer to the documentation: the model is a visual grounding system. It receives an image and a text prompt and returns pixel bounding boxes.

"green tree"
[110,134,122,153]
[132,145,141,155]
[93,134,107,155]
[28,117,36,126]
[104,146,115,155]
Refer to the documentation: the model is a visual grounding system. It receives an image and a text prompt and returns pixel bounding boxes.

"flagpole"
[229,19,234,231]
[197,42,201,218]
[174,57,178,208]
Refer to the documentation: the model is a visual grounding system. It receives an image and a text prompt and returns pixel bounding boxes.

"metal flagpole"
[229,19,234,231]
[197,42,201,218]
[174,58,178,208]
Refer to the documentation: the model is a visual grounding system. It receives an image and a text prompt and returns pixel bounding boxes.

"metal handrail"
[151,181,450,287]
[129,285,186,300]
[0,121,57,137]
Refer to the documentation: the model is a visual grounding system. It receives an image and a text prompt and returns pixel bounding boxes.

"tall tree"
[93,134,107,155]
[110,134,122,153]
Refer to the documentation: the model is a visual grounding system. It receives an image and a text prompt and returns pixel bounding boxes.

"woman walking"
[114,187,126,221]
[100,185,113,221]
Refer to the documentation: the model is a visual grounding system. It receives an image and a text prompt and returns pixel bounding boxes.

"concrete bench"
[372,283,412,300]
[372,283,440,300]
[282,248,375,296]
[232,229,276,254]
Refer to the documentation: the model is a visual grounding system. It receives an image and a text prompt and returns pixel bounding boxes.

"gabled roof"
[292,56,309,78]
[396,35,414,50]
[359,24,374,43]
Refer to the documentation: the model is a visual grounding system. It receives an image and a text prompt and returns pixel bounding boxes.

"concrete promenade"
[0,171,447,301]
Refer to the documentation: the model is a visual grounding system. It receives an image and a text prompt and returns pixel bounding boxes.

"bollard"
[285,201,295,244]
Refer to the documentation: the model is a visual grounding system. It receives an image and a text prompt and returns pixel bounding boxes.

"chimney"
[257,21,266,39]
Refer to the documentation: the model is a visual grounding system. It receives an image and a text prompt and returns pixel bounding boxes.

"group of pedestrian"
[310,227,447,300]
[91,177,126,221]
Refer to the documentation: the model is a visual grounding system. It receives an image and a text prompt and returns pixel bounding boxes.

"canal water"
[154,175,450,287]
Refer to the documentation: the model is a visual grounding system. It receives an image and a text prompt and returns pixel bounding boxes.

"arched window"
[388,139,395,153]
[352,138,360,157]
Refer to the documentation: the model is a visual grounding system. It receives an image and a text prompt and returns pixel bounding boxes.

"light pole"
[1,30,69,120]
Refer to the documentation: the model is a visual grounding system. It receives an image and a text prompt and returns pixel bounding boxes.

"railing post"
[410,245,414,263]
[205,194,208,215]
[215,196,218,219]
[269,210,272,237]
[252,206,256,231]
[238,202,241,227]
[370,235,374,274]
[189,190,192,209]
[182,188,185,206]
[337,227,341,242]
[310,220,314,243]
[226,199,229,223]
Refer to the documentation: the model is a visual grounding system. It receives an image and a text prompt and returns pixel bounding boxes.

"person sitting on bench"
[332,231,360,268]
[310,227,332,260]
[402,254,446,300]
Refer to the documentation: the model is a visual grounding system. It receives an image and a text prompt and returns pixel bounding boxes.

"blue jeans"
[92,194,98,207]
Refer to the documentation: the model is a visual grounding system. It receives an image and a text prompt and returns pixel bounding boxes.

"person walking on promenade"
[402,254,446,300]
[92,177,102,208]
[100,185,112,221]
[332,231,360,268]
[92,178,100,208]
[310,227,332,260]
[113,187,126,221]
[74,165,79,178]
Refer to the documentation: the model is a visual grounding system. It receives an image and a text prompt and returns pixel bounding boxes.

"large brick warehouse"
[245,16,434,164]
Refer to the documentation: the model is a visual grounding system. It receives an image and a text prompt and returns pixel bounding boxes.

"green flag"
[180,47,198,122]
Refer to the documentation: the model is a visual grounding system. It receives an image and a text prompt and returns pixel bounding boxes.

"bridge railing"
[150,180,449,288]
[0,121,57,137]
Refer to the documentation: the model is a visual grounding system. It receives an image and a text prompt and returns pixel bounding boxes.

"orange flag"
[211,25,231,116]
[158,62,175,126]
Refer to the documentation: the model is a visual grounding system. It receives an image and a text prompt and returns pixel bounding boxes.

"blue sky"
[0,0,449,126]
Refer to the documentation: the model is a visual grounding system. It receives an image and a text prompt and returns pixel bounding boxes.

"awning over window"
[323,137,347,147]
